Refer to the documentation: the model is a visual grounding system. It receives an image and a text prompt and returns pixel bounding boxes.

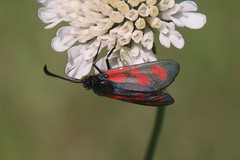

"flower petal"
[140,48,157,62]
[131,30,143,43]
[176,12,207,29]
[94,57,108,74]
[82,46,99,61]
[37,0,45,4]
[51,26,78,52]
[120,47,134,65]
[159,33,171,48]
[179,1,198,12]
[119,43,157,66]
[169,31,185,49]
[38,8,62,28]
[141,28,154,50]
[94,51,122,73]
[130,43,141,57]
[66,45,93,79]
[66,59,93,79]
[117,21,134,36]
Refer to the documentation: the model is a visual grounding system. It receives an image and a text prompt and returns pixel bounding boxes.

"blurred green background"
[1,0,240,160]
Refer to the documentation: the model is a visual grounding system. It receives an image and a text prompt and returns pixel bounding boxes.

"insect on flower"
[44,44,180,107]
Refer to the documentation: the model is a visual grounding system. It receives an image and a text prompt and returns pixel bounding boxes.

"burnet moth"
[44,43,180,107]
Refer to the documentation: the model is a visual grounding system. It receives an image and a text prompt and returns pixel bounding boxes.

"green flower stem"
[144,107,165,160]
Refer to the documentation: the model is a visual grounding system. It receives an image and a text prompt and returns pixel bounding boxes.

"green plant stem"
[144,107,165,160]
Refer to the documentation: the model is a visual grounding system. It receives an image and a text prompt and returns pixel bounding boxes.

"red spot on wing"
[130,67,140,74]
[108,74,127,83]
[107,94,123,100]
[151,65,167,81]
[136,74,148,86]
[128,67,148,86]
[106,67,129,75]
[153,96,164,101]
[107,93,146,104]
[106,94,134,102]
[133,93,145,100]
[146,96,164,105]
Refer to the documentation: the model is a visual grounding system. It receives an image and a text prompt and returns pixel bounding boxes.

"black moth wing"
[106,60,180,92]
[106,90,174,107]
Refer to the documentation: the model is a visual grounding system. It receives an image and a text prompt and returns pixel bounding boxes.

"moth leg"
[93,41,103,73]
[106,39,117,70]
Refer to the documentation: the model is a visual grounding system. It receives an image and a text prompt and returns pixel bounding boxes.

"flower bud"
[125,9,139,21]
[146,17,162,29]
[131,30,143,43]
[127,0,140,7]
[149,6,159,17]
[109,11,124,23]
[135,17,146,29]
[138,3,150,17]
[117,1,130,14]
[146,0,157,6]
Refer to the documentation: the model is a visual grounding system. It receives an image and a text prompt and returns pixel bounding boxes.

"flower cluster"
[38,0,206,79]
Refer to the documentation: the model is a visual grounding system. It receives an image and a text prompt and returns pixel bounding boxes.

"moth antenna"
[93,41,103,73]
[43,65,83,83]
[106,38,117,70]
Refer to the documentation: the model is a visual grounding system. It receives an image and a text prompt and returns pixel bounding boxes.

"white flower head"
[38,0,207,79]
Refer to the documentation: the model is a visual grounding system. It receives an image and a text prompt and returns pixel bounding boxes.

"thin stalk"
[144,107,165,160]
